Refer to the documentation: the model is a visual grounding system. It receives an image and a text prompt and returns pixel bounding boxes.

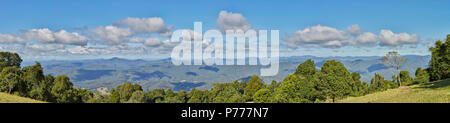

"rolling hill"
[22,55,430,92]
[339,79,450,103]
[0,92,46,103]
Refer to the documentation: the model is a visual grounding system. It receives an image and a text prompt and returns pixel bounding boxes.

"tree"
[244,75,264,100]
[0,52,25,95]
[41,75,56,102]
[115,82,143,102]
[108,88,120,103]
[231,80,246,94]
[51,75,76,103]
[399,71,412,86]
[0,52,22,70]
[428,34,450,81]
[413,67,430,84]
[176,90,189,103]
[0,52,89,103]
[188,88,208,103]
[164,88,176,98]
[368,73,397,93]
[274,74,317,103]
[209,83,245,103]
[314,60,352,102]
[75,88,94,103]
[383,51,406,87]
[162,88,188,103]
[85,93,108,103]
[127,90,146,103]
[361,81,369,95]
[147,88,165,103]
[350,72,364,96]
[23,62,47,99]
[253,89,271,103]
[0,66,25,95]
[294,59,316,78]
[266,80,279,93]
[368,73,386,93]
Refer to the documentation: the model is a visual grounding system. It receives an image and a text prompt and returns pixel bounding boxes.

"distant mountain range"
[22,55,431,92]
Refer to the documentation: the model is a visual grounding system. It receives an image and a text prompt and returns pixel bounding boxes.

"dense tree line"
[0,52,93,103]
[428,34,450,81]
[84,59,424,103]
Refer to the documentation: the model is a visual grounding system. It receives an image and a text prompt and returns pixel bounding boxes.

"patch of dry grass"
[339,79,450,103]
[0,92,46,103]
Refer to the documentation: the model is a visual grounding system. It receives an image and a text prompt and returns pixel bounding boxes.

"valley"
[22,55,431,92]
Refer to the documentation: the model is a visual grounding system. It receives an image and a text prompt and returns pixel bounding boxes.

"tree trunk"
[397,66,402,87]
[8,85,12,94]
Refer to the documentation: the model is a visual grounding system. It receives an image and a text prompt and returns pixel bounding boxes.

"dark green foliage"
[40,75,56,101]
[127,90,146,103]
[108,88,120,103]
[23,62,48,100]
[209,83,246,103]
[428,34,450,81]
[232,80,246,94]
[0,52,22,70]
[86,93,109,103]
[161,88,186,103]
[413,67,430,84]
[253,89,271,103]
[164,88,176,98]
[273,74,317,103]
[146,88,165,103]
[164,90,188,103]
[349,72,365,96]
[0,66,25,95]
[75,88,94,103]
[266,80,279,93]
[368,73,397,93]
[399,71,413,86]
[51,75,78,103]
[314,60,353,102]
[294,59,316,78]
[361,81,369,95]
[115,82,143,102]
[187,88,208,103]
[0,53,93,103]
[244,75,264,100]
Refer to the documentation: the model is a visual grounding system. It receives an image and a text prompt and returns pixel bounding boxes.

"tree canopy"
[429,34,450,81]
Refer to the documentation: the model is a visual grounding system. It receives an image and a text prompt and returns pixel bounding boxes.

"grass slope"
[0,92,46,103]
[339,79,450,103]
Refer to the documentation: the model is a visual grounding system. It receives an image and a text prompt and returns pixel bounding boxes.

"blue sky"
[0,0,449,60]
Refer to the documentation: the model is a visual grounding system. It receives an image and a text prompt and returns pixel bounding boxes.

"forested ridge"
[0,35,448,103]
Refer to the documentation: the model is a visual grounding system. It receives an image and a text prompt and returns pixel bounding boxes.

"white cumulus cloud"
[91,25,133,44]
[0,33,26,44]
[379,29,419,46]
[283,25,349,48]
[347,24,362,36]
[354,32,379,46]
[24,28,87,45]
[216,11,252,31]
[114,17,172,37]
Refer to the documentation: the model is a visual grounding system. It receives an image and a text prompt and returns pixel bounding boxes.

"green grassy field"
[339,79,450,103]
[0,92,46,103]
